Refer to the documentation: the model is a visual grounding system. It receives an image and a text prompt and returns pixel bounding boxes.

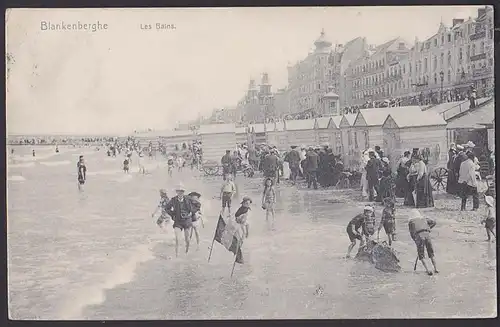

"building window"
[472,44,476,56]
[398,42,405,50]
[424,58,427,72]
[434,73,437,84]
[447,70,451,82]
[441,35,444,44]
[467,45,470,59]
[434,39,437,47]
[447,34,451,42]
[318,83,321,90]
[480,41,484,53]
[447,51,451,65]
[459,48,463,61]
[354,131,358,149]
[440,53,444,66]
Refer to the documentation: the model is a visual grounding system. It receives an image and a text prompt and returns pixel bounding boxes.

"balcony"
[470,53,487,62]
[470,31,486,41]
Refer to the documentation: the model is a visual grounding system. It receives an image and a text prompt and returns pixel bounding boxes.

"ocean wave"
[86,170,122,176]
[8,162,36,168]
[8,175,26,181]
[58,243,156,320]
[39,160,71,166]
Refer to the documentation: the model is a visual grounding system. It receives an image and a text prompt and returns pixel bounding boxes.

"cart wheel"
[430,167,448,191]
[203,166,220,176]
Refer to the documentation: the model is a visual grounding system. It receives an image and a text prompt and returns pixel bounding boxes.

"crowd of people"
[69,134,496,276]
[211,139,496,275]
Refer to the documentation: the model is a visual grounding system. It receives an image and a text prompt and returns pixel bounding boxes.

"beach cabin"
[158,129,196,152]
[248,123,274,146]
[314,116,343,153]
[382,110,448,172]
[353,106,423,152]
[198,123,236,163]
[266,121,287,151]
[445,100,495,154]
[235,126,248,145]
[315,117,332,145]
[283,119,317,148]
[338,114,358,168]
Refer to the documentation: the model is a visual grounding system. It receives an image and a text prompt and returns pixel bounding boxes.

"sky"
[6,6,487,135]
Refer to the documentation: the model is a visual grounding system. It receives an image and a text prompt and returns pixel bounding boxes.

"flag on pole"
[214,215,244,264]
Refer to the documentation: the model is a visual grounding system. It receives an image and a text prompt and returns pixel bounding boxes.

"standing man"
[247,146,258,170]
[458,151,480,211]
[166,184,195,257]
[285,145,301,184]
[365,151,381,201]
[262,149,279,184]
[408,209,438,276]
[306,146,319,189]
[221,150,232,181]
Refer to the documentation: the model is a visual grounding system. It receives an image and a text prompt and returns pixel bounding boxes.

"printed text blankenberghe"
[40,21,108,32]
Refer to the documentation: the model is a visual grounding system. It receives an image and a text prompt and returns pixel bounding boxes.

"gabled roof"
[199,123,236,135]
[354,106,423,127]
[314,117,331,129]
[284,119,316,131]
[383,110,447,129]
[373,38,399,56]
[339,114,357,127]
[328,116,342,129]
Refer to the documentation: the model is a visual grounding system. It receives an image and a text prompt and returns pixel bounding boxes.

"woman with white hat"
[360,149,371,199]
[481,195,496,242]
[165,183,195,256]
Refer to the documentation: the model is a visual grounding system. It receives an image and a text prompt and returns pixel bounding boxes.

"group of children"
[152,186,204,256]
[346,193,496,275]
[151,178,257,256]
[219,174,278,236]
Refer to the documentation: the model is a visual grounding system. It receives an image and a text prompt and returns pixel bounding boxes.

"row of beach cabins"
[136,104,495,172]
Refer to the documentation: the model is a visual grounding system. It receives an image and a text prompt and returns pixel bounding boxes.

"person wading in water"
[77,155,87,191]
[345,206,373,258]
[166,184,195,257]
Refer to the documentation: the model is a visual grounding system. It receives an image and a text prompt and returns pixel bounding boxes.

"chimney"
[452,18,464,27]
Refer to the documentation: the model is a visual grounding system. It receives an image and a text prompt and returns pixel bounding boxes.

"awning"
[446,101,495,130]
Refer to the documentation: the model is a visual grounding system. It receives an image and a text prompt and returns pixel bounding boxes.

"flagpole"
[208,216,221,262]
[230,239,242,278]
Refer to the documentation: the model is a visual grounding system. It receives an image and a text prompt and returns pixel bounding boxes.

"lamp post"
[439,71,444,103]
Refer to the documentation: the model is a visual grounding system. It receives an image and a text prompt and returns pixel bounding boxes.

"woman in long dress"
[395,151,411,198]
[404,158,417,207]
[446,144,459,195]
[414,155,434,208]
[360,149,370,199]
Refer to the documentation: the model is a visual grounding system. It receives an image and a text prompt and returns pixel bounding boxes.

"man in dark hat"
[220,150,233,180]
[365,151,381,201]
[285,145,301,184]
[306,146,319,189]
